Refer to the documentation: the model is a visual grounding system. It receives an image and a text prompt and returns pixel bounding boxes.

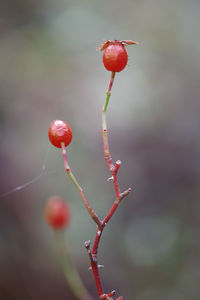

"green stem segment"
[102,71,116,171]
[55,231,93,300]
[103,71,115,113]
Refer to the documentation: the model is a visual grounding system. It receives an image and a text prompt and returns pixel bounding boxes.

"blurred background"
[0,0,200,299]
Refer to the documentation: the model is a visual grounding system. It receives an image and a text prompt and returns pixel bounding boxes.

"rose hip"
[100,39,138,72]
[44,196,71,230]
[48,120,72,148]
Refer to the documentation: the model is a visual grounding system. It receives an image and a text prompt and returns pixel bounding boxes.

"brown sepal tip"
[99,39,138,51]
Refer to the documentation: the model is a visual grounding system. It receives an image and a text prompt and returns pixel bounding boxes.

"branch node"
[100,290,116,299]
[108,290,116,297]
[113,160,121,174]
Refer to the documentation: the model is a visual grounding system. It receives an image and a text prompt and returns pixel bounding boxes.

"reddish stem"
[107,71,115,95]
[85,71,131,299]
[61,70,131,299]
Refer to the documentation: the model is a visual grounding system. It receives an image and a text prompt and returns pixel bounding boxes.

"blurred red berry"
[100,39,138,72]
[44,196,71,230]
[48,120,72,148]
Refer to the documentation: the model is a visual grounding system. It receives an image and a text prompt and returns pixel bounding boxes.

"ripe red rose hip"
[103,41,128,72]
[100,39,138,72]
[44,196,71,230]
[48,120,72,148]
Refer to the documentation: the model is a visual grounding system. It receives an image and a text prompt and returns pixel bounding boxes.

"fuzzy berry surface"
[44,196,71,230]
[103,41,128,72]
[48,120,72,148]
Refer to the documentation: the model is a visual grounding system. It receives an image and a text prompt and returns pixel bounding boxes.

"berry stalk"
[61,143,102,228]
[102,71,115,171]
[103,71,115,113]
[55,231,93,300]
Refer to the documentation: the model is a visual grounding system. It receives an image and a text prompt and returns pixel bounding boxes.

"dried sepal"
[99,39,138,52]
[121,40,139,45]
[99,40,111,51]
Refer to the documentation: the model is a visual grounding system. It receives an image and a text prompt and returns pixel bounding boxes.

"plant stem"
[61,70,131,299]
[90,70,131,299]
[85,71,131,299]
[102,71,115,171]
[55,230,93,300]
[103,71,115,113]
[61,143,102,229]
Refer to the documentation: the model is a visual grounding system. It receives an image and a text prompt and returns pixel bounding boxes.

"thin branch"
[85,236,104,297]
[61,143,102,228]
[103,188,131,225]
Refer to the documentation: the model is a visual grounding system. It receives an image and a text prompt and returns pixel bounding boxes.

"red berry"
[48,120,72,148]
[102,40,128,72]
[100,39,138,72]
[44,196,71,230]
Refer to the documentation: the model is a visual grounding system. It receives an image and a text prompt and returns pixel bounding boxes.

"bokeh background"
[0,0,200,299]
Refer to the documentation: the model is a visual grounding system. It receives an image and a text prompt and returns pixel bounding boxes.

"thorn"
[107,176,113,182]
[108,290,116,297]
[121,187,132,198]
[113,160,121,174]
[98,264,104,268]
[84,240,91,248]
[88,262,104,270]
